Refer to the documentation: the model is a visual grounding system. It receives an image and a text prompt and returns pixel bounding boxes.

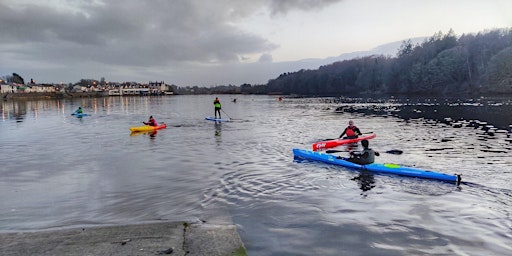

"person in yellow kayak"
[339,120,362,139]
[345,139,380,165]
[143,116,157,126]
[213,97,222,119]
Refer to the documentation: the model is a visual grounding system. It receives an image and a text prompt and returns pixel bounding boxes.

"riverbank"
[1,91,107,100]
[0,221,246,256]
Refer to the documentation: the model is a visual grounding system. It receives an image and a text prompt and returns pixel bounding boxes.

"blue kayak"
[293,148,461,184]
[73,113,89,118]
[205,116,229,122]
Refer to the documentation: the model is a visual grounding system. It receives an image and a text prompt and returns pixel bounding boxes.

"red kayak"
[312,133,376,151]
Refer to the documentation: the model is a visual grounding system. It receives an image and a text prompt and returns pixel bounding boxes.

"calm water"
[1,95,511,255]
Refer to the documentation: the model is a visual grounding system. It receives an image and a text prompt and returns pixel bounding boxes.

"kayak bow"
[313,133,376,151]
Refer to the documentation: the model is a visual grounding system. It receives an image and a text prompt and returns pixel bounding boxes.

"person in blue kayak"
[346,139,380,165]
[71,107,83,116]
[339,120,362,139]
[213,97,222,119]
[143,116,158,126]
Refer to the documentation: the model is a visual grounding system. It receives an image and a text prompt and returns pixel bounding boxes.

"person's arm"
[354,127,362,135]
[339,128,347,138]
[350,150,361,157]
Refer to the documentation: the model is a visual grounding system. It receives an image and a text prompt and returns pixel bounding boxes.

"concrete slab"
[0,221,246,256]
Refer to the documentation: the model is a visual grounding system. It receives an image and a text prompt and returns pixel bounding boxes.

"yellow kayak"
[129,123,167,132]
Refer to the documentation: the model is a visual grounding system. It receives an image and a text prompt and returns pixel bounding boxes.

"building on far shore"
[1,83,56,94]
[1,80,173,97]
[108,81,173,96]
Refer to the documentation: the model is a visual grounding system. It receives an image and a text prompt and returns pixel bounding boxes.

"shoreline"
[1,91,107,100]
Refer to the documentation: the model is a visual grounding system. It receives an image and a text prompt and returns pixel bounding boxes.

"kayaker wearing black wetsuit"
[214,97,221,119]
[347,139,380,165]
[339,120,362,139]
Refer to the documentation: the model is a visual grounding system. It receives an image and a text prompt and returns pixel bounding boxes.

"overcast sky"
[1,0,511,86]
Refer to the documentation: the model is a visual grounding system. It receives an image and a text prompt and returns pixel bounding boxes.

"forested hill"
[256,28,512,96]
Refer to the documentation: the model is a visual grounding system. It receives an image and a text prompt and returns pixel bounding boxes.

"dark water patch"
[334,97,512,131]
[480,149,508,153]
[425,147,455,151]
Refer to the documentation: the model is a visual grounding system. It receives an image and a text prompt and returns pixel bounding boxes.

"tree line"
[256,28,512,96]
[176,28,512,96]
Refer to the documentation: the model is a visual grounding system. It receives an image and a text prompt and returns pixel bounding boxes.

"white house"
[0,83,18,93]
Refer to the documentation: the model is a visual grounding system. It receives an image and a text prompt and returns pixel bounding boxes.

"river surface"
[1,95,511,256]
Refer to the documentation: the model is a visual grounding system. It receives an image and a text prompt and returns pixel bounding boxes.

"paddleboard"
[205,117,230,122]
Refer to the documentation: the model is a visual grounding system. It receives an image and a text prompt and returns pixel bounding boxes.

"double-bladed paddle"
[325,149,403,155]
[321,132,374,141]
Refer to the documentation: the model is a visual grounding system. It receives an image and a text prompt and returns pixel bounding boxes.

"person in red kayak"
[346,139,380,164]
[143,116,158,126]
[339,120,362,139]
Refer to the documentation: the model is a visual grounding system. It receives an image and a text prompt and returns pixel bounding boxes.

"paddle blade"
[325,150,344,154]
[386,150,403,155]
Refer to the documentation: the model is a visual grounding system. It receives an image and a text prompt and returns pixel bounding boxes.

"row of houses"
[0,83,57,94]
[0,81,174,95]
[108,81,174,96]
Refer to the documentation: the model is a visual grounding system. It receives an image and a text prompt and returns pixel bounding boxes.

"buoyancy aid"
[345,125,358,137]
[361,148,375,164]
[214,100,221,109]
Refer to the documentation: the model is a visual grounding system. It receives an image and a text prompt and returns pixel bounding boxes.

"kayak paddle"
[322,132,374,141]
[325,149,403,155]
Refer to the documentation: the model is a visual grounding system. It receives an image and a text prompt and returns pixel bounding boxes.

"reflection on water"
[351,171,376,193]
[214,122,222,137]
[130,130,158,138]
[1,95,511,256]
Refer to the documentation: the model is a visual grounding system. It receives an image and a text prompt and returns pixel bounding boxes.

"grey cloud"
[259,53,273,62]
[1,1,276,65]
[0,0,341,85]
[267,0,343,15]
